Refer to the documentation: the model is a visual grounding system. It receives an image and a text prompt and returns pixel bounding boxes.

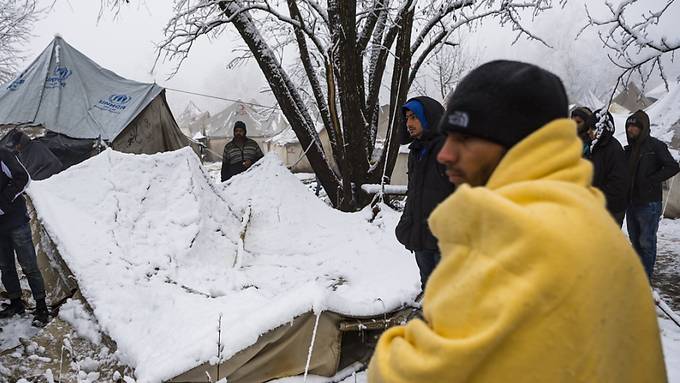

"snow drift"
[27,148,419,383]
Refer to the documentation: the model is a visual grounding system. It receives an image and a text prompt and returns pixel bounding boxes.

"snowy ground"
[1,148,679,382]
[657,219,680,311]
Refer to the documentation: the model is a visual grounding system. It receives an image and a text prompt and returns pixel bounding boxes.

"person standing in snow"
[394,96,454,291]
[369,61,666,383]
[625,109,679,279]
[220,121,264,182]
[0,148,50,327]
[570,106,593,157]
[584,109,629,226]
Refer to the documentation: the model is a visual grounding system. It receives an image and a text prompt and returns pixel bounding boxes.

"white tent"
[0,36,192,165]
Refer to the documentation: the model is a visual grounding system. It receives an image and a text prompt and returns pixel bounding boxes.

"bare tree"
[412,42,479,102]
[0,0,43,82]
[582,0,680,103]
[109,0,558,211]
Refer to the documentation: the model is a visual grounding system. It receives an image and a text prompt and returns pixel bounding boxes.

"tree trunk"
[218,1,348,209]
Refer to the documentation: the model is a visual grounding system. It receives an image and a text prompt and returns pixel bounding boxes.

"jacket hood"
[626,109,650,146]
[590,109,616,151]
[400,96,445,145]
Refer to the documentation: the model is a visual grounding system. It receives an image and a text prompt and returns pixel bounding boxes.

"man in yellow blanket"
[368,60,667,383]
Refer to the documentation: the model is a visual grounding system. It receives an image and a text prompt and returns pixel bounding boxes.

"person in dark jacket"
[0,148,49,327]
[4,129,63,180]
[571,106,593,157]
[220,121,264,182]
[395,96,454,291]
[625,109,679,279]
[585,109,629,226]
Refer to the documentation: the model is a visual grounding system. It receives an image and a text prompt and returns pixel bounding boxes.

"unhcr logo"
[109,94,131,105]
[45,66,72,89]
[7,74,26,91]
[95,94,133,113]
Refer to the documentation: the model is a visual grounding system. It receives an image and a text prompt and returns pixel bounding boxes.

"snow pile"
[27,149,418,383]
[58,299,103,345]
[660,318,680,382]
[645,82,680,143]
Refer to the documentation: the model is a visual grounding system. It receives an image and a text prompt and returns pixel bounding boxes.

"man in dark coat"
[220,121,264,182]
[395,96,454,291]
[625,109,679,279]
[0,148,50,327]
[585,110,629,226]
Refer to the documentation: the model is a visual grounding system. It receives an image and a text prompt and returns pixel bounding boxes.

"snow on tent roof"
[0,36,161,141]
[645,81,677,100]
[645,81,680,143]
[27,148,418,382]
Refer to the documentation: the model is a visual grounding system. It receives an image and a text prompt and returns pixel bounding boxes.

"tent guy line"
[162,86,279,111]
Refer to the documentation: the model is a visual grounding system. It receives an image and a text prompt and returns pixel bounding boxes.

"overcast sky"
[24,0,679,116]
[26,0,271,115]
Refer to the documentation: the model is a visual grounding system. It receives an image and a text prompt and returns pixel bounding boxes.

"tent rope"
[163,87,279,110]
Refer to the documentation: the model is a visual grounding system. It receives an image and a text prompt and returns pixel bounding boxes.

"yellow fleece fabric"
[368,119,667,383]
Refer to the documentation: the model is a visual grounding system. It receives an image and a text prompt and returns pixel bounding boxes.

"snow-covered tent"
[0,36,192,168]
[267,124,336,173]
[177,101,210,137]
[613,83,654,112]
[573,89,606,111]
[26,148,418,382]
[642,82,680,218]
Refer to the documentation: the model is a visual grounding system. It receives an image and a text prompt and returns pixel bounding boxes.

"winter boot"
[0,298,26,318]
[32,299,50,328]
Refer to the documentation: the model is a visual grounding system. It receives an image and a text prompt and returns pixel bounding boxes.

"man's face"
[587,127,596,140]
[234,127,246,139]
[437,132,507,187]
[571,115,585,131]
[405,110,424,139]
[627,124,641,140]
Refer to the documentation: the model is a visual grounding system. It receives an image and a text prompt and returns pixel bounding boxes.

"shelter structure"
[0,36,193,169]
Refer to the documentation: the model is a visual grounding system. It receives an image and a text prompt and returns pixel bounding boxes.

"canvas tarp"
[27,204,386,382]
[0,36,196,172]
[25,192,395,383]
[110,91,191,155]
[0,36,161,141]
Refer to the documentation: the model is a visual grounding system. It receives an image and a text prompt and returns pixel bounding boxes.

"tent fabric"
[0,37,161,141]
[0,129,64,180]
[111,92,191,155]
[28,196,360,383]
[34,131,99,169]
[170,312,343,383]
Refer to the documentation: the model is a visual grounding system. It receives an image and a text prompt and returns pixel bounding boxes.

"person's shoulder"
[649,136,667,146]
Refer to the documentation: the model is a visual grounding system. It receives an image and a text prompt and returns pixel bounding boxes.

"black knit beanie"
[438,60,568,148]
[234,120,247,134]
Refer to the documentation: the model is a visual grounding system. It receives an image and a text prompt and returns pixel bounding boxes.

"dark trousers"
[0,222,46,301]
[414,250,441,291]
[626,202,662,280]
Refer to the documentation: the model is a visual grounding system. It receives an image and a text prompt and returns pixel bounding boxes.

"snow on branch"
[153,0,328,78]
[407,0,556,88]
[0,0,44,82]
[582,0,679,97]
